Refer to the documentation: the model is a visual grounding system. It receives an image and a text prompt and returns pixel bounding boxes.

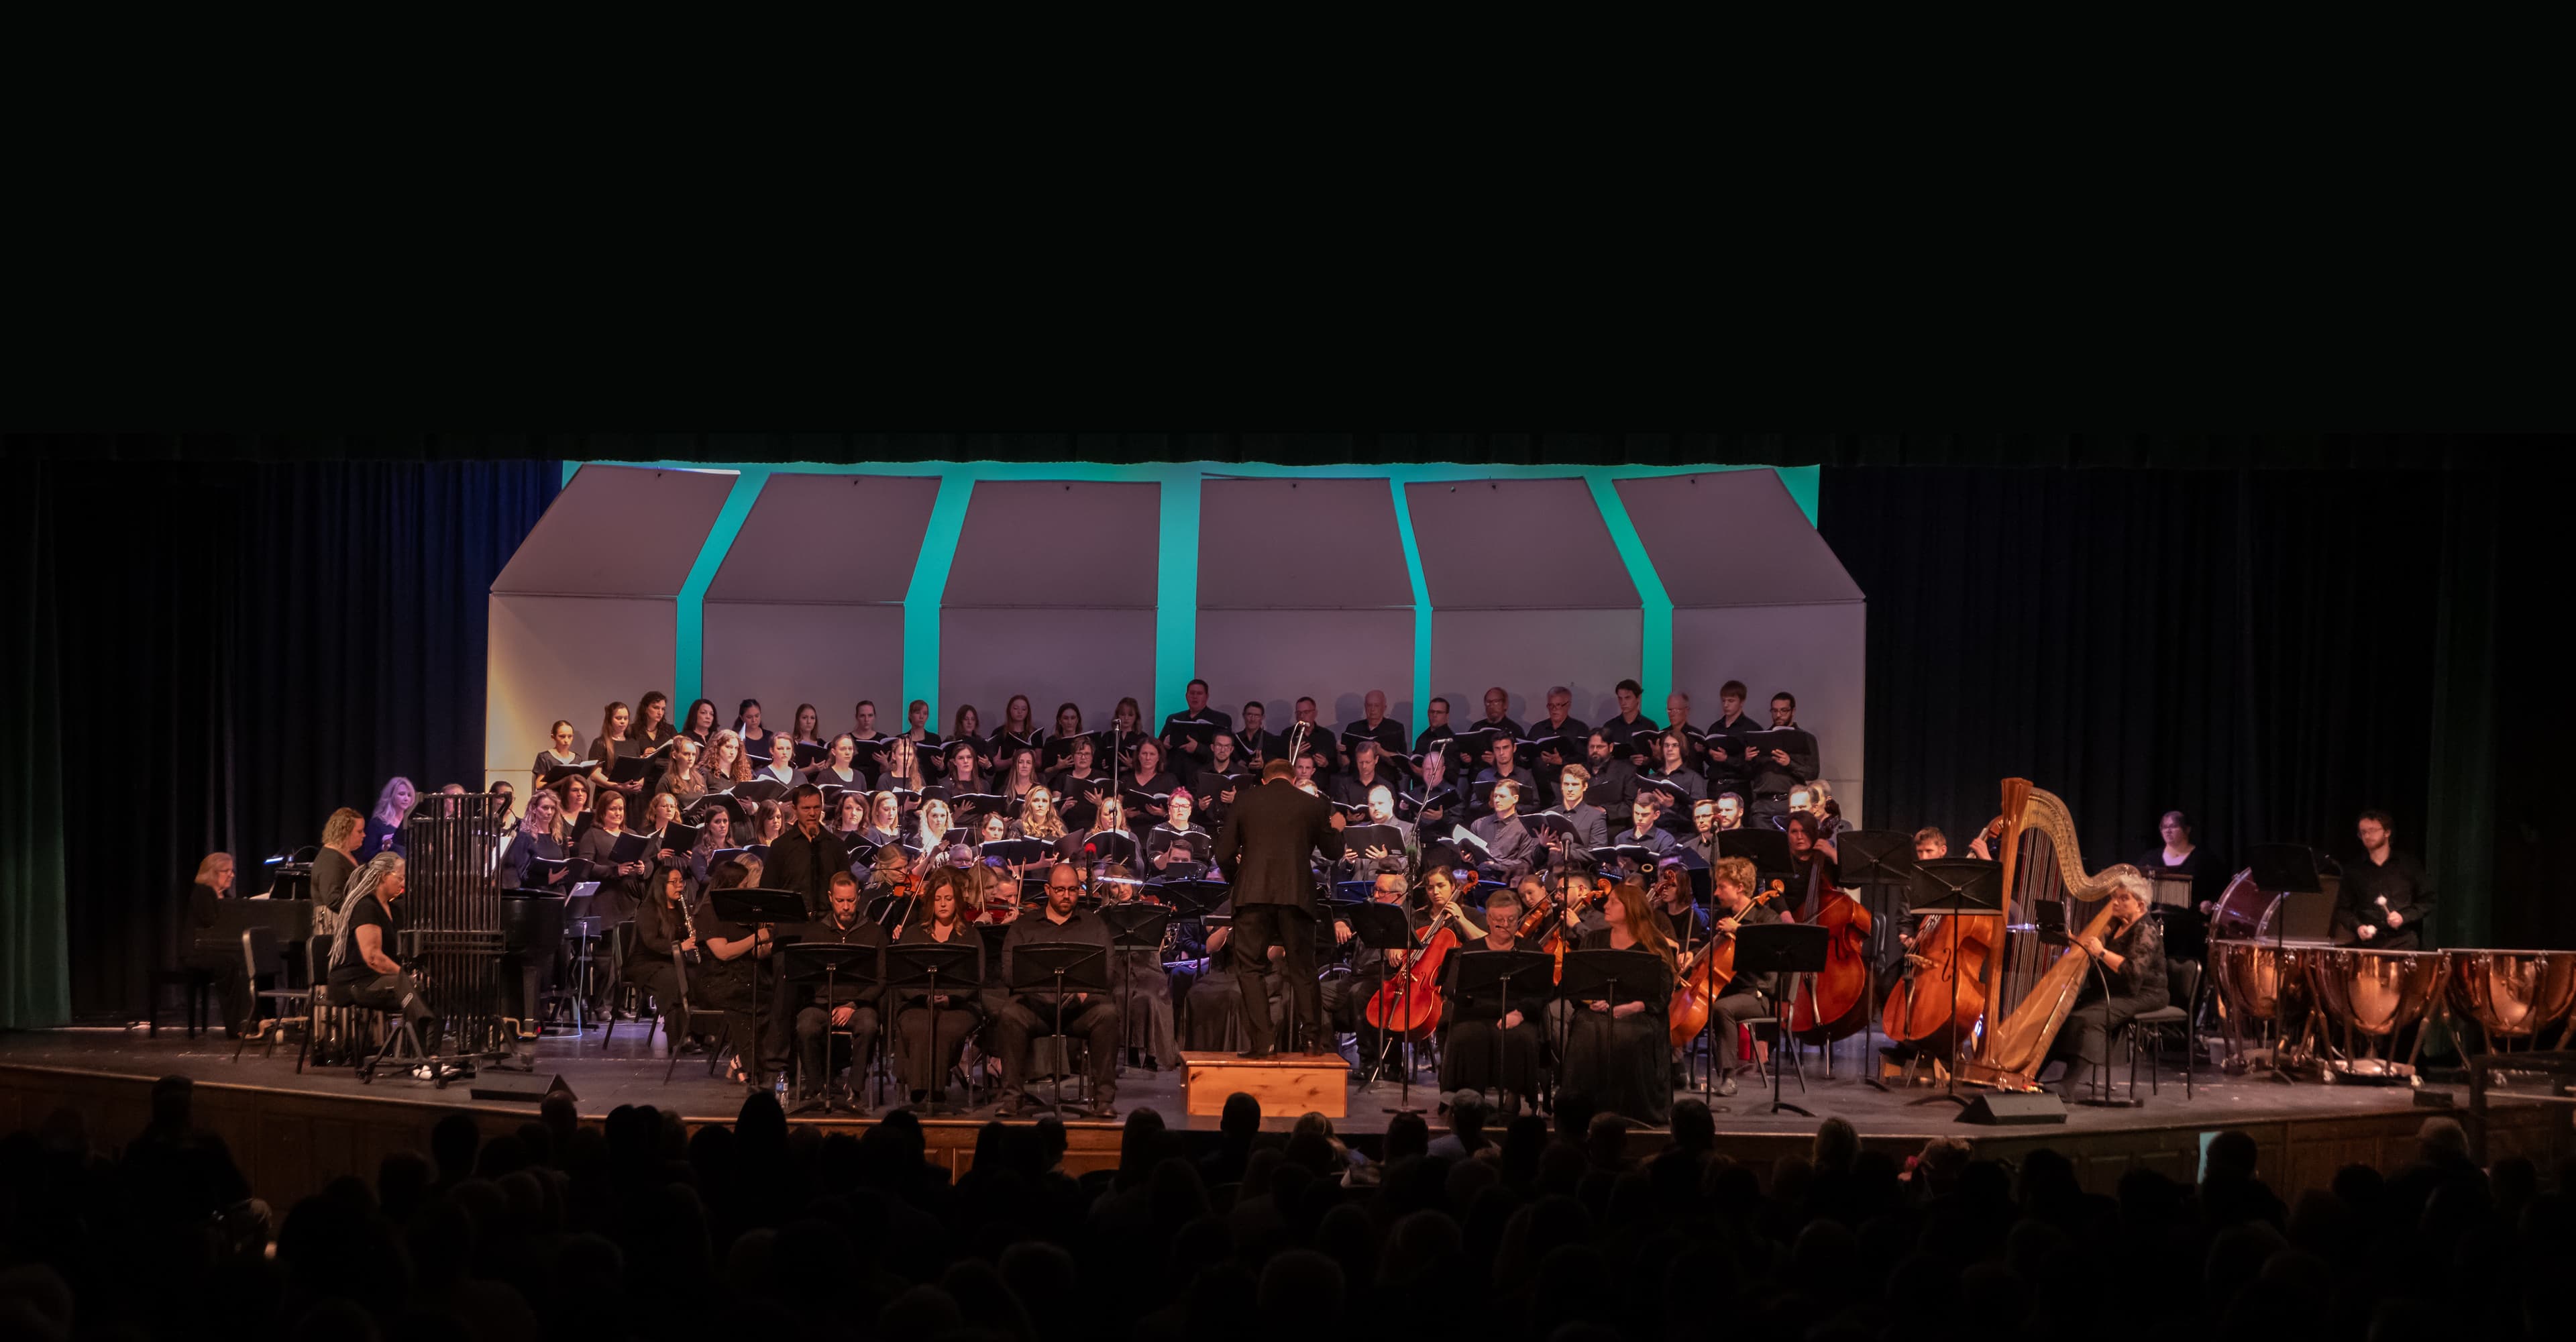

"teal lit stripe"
[1386,474,1435,727]
[904,475,976,720]
[1775,464,1819,525]
[1586,474,1673,709]
[1154,472,1201,725]
[670,468,770,708]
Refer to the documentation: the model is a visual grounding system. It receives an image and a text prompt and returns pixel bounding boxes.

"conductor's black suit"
[1210,776,1344,1053]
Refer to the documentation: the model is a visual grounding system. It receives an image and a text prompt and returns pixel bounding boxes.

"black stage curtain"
[1815,465,2526,948]
[7,458,557,1022]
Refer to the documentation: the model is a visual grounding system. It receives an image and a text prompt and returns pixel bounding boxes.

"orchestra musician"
[327,852,441,1044]
[1095,862,1181,1071]
[2336,810,2436,949]
[1556,879,1677,1125]
[1319,871,1428,1084]
[181,853,254,1036]
[1127,739,1179,831]
[2047,876,2167,1100]
[792,871,886,1099]
[2139,810,2213,962]
[1212,757,1347,1058]
[1701,856,1782,1096]
[766,784,850,920]
[1440,878,1542,1114]
[989,862,1122,1118]
[694,860,788,1089]
[890,869,984,1106]
[364,778,415,858]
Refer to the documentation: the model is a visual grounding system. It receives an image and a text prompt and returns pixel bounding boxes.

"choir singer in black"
[1210,758,1347,1057]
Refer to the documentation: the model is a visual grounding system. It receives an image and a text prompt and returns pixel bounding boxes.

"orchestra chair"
[144,966,217,1039]
[305,933,359,1066]
[339,984,432,1085]
[2121,958,2202,1100]
[233,927,315,1071]
[596,923,654,1047]
[1740,1004,1804,1095]
[1026,1036,1093,1108]
[661,949,732,1083]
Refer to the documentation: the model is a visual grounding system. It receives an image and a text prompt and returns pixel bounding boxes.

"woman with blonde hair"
[1558,880,1678,1125]
[364,777,417,858]
[1018,786,1066,842]
[181,851,254,1035]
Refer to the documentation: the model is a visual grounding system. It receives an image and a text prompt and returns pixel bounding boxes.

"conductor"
[1211,755,1347,1057]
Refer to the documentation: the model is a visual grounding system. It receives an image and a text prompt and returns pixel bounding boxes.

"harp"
[1958,778,2145,1091]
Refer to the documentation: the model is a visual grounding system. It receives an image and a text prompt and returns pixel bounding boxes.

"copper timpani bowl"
[2305,948,2443,1039]
[2212,939,2315,1024]
[2445,949,2576,1039]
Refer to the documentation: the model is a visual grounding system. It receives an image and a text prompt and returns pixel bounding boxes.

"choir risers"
[1179,1050,1348,1118]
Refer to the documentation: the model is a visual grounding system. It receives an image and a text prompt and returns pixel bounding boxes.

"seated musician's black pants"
[794,1002,879,1091]
[343,972,437,1030]
[989,994,1120,1102]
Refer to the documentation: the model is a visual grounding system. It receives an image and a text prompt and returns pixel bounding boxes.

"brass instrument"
[1960,780,2147,1091]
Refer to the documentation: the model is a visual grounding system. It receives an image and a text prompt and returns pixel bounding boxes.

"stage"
[3,1027,2567,1211]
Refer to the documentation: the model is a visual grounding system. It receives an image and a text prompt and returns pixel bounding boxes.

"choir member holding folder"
[588,702,642,796]
[808,734,863,791]
[535,721,590,792]
[575,791,651,919]
[757,734,801,788]
[502,790,572,890]
[1147,788,1212,876]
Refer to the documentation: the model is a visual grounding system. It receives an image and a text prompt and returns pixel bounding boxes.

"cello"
[1877,906,1999,1056]
[1364,902,1476,1039]
[1669,879,1786,1047]
[1788,821,1875,1041]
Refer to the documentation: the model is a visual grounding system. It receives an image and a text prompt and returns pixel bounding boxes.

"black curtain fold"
[1816,466,2493,942]
[9,458,556,1023]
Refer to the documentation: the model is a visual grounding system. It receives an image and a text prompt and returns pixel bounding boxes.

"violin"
[1668,879,1784,1047]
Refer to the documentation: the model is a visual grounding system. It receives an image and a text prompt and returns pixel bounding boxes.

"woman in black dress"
[575,790,651,921]
[890,870,985,1104]
[1557,879,1677,1125]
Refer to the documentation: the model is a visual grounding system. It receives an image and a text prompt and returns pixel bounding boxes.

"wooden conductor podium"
[1180,1052,1348,1117]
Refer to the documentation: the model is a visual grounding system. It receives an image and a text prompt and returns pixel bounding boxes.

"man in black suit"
[1211,758,1347,1057]
[765,784,851,919]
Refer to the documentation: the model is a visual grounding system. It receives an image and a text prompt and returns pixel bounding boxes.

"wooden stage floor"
[4,1027,2567,1210]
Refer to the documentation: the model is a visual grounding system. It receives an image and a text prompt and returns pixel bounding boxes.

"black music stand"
[1833,830,1916,1090]
[1338,902,1423,1109]
[2246,843,2328,1078]
[1718,829,1793,887]
[1099,903,1173,1069]
[1902,858,2004,1107]
[709,888,811,1088]
[1554,947,1669,1115]
[777,943,880,1116]
[1446,949,1554,1110]
[1733,923,1828,1116]
[1006,941,1112,1116]
[883,942,978,1114]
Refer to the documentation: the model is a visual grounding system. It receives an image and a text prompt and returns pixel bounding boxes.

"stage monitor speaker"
[1959,1092,2068,1125]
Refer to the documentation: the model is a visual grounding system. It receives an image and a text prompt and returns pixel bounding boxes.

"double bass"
[1669,879,1786,1047]
[1789,833,1875,1041]
[1879,894,2002,1055]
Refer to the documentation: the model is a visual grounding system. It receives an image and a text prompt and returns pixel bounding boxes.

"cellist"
[1321,871,1426,1085]
[1703,856,1784,1096]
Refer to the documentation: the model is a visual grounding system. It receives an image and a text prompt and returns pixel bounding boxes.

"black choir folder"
[1730,729,1812,760]
[539,759,598,785]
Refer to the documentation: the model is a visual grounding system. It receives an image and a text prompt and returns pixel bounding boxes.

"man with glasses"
[990,862,1121,1117]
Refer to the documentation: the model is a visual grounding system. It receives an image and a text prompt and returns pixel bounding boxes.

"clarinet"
[675,892,704,967]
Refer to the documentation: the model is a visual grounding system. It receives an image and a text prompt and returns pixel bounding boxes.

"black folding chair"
[233,927,315,1070]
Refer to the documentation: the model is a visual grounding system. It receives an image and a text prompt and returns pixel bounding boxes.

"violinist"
[1439,877,1541,1115]
[1321,871,1428,1084]
[1701,857,1781,1096]
[1558,880,1677,1125]
[792,872,885,1100]
[890,869,984,1106]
